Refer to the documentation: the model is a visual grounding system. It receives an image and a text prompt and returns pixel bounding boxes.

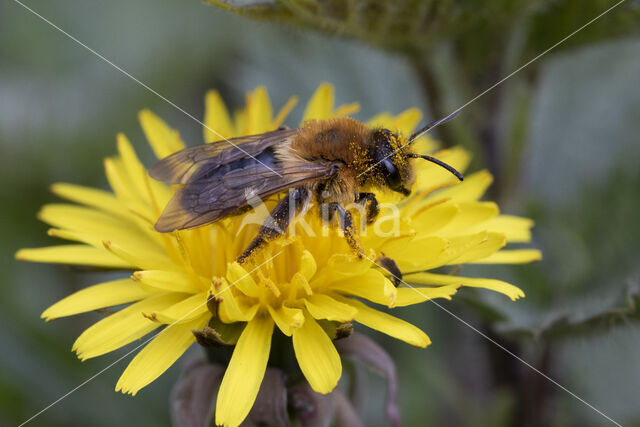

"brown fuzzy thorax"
[291,118,373,169]
[275,117,415,204]
[283,118,371,204]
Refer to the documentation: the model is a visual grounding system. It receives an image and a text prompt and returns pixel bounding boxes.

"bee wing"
[149,128,298,184]
[154,161,333,232]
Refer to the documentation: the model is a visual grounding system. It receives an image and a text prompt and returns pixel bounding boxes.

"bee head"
[373,129,414,196]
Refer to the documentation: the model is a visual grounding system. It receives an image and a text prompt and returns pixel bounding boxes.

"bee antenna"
[409,153,464,181]
[409,110,460,143]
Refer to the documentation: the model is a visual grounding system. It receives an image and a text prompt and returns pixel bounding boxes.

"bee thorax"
[310,178,355,205]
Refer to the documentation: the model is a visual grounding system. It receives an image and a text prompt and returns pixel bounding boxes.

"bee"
[149,111,462,282]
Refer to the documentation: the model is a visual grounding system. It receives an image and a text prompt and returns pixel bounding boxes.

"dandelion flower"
[17,83,540,427]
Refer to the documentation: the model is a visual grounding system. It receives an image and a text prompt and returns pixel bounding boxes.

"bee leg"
[237,187,309,264]
[327,203,365,259]
[356,192,379,224]
[377,253,403,287]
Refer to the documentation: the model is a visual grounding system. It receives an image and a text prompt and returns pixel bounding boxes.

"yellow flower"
[17,83,540,427]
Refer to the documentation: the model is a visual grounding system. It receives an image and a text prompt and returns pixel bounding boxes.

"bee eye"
[382,158,401,187]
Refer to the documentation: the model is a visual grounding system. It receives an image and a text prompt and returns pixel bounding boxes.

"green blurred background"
[2,0,640,426]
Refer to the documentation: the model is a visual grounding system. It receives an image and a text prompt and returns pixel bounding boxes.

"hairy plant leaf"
[498,285,640,341]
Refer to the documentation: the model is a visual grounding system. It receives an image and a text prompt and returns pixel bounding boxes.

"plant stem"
[411,56,456,148]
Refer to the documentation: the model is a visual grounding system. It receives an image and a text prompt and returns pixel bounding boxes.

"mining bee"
[149,111,462,282]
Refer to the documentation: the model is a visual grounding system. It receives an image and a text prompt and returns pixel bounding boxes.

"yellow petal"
[42,278,154,321]
[267,304,304,336]
[116,315,208,395]
[470,249,542,264]
[104,240,172,271]
[226,262,260,298]
[394,284,459,307]
[304,294,357,322]
[366,112,394,128]
[292,313,341,394]
[103,158,154,221]
[233,109,247,137]
[74,293,184,360]
[327,269,396,306]
[410,133,439,155]
[409,200,459,235]
[38,204,165,259]
[433,170,493,202]
[368,106,427,136]
[392,108,423,134]
[216,278,259,323]
[204,89,234,141]
[412,147,471,196]
[50,183,124,218]
[117,133,149,202]
[148,292,210,324]
[380,235,447,272]
[408,231,502,270]
[272,95,298,128]
[47,228,169,270]
[404,272,525,301]
[403,199,460,231]
[246,86,273,134]
[299,249,317,280]
[326,255,373,278]
[138,109,186,159]
[472,215,535,243]
[103,157,135,201]
[216,316,273,427]
[302,83,334,121]
[332,102,360,118]
[341,298,430,347]
[132,270,207,293]
[438,202,499,235]
[445,232,506,264]
[16,245,132,268]
[117,133,172,215]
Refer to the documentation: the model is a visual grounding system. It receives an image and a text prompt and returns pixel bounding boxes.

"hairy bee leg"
[237,187,309,264]
[326,203,365,258]
[356,192,379,224]
[377,254,403,287]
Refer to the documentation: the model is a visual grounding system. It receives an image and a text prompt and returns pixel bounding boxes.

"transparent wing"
[154,161,333,232]
[149,128,298,184]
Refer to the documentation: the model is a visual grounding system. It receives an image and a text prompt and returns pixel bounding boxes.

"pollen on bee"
[348,139,371,173]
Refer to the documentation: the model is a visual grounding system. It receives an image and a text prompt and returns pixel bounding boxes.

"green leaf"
[205,0,640,57]
[498,285,640,341]
[524,0,640,59]
[204,0,516,53]
[193,317,246,346]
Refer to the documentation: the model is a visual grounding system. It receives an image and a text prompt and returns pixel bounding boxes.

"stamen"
[262,278,281,298]
[292,272,313,296]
